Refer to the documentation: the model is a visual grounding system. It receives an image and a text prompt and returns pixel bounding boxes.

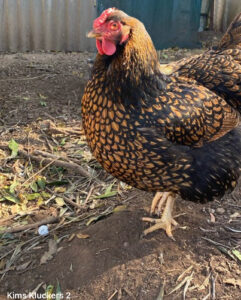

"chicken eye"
[109,21,119,31]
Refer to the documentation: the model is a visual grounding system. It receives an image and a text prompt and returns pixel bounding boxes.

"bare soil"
[0,51,240,300]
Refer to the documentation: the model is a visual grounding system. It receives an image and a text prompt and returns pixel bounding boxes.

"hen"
[81,8,241,238]
[160,12,241,114]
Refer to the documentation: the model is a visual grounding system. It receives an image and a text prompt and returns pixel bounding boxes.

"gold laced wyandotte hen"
[81,8,241,239]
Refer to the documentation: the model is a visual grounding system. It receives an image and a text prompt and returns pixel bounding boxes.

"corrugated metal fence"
[213,0,241,32]
[0,0,202,52]
[0,0,96,52]
[0,0,239,52]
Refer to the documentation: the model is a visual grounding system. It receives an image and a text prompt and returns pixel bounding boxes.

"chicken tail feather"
[218,12,241,50]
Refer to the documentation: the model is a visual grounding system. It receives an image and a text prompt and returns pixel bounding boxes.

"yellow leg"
[150,191,170,216]
[143,192,178,239]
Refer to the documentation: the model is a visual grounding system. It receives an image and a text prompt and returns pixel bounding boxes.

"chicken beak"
[87,30,101,39]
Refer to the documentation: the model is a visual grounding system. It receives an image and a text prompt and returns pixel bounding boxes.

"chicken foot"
[142,192,178,239]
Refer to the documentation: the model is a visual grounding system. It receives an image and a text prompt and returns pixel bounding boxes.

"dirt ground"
[0,49,240,300]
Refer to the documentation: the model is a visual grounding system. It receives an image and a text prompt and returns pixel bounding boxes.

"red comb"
[93,8,116,28]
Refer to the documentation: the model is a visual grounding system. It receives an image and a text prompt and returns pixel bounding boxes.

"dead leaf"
[16,260,31,271]
[0,259,6,270]
[37,198,44,206]
[95,182,117,199]
[54,187,66,193]
[68,233,75,242]
[113,205,127,213]
[232,249,241,262]
[229,212,240,220]
[198,273,211,291]
[86,207,113,226]
[76,233,90,239]
[224,278,241,288]
[0,149,7,159]
[80,150,93,162]
[12,160,24,175]
[8,139,19,158]
[86,215,102,226]
[210,213,215,223]
[55,197,65,207]
[89,199,104,209]
[40,239,57,265]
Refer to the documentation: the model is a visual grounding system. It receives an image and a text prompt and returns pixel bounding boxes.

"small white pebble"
[38,225,49,236]
[216,207,225,214]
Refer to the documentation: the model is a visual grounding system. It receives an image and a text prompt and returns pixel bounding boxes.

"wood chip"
[224,278,241,288]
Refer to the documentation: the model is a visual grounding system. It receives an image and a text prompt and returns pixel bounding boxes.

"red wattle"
[102,38,117,55]
[96,40,104,55]
[96,38,117,56]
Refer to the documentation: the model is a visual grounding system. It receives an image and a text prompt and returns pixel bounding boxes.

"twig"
[201,237,231,249]
[117,289,122,300]
[0,244,22,278]
[0,210,99,277]
[84,185,95,204]
[43,136,54,151]
[177,266,193,282]
[19,152,58,186]
[123,288,135,299]
[168,272,194,296]
[210,273,217,300]
[63,195,83,209]
[0,208,39,225]
[202,293,211,300]
[223,226,241,233]
[0,212,92,261]
[158,251,164,265]
[156,282,165,300]
[183,272,193,300]
[198,273,211,291]
[41,120,84,135]
[107,290,118,300]
[33,150,69,161]
[0,143,57,182]
[0,143,93,178]
[199,227,216,233]
[0,215,16,225]
[29,282,44,297]
[2,216,59,234]
[19,148,92,178]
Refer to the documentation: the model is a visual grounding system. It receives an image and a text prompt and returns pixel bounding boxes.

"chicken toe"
[150,191,170,216]
[143,193,177,239]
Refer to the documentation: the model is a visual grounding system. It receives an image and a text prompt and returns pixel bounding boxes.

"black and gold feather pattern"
[82,11,241,204]
[172,49,241,114]
[161,13,241,114]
